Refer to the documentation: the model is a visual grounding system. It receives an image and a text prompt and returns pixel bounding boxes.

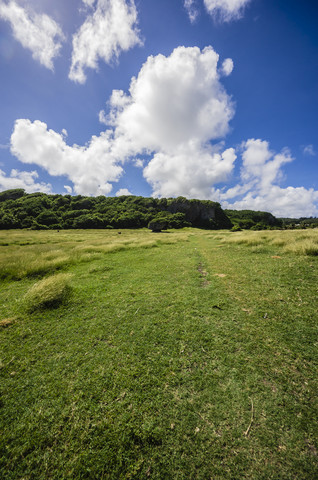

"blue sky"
[0,0,317,217]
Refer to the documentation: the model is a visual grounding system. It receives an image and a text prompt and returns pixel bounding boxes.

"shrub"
[36,210,60,226]
[148,219,167,232]
[22,273,73,312]
[30,221,49,230]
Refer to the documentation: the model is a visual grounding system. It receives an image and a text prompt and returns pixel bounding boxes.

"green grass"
[0,228,317,479]
[0,229,183,280]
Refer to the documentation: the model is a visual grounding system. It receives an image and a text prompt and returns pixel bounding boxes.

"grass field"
[0,228,317,479]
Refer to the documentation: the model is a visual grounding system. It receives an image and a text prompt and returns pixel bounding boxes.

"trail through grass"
[0,229,317,479]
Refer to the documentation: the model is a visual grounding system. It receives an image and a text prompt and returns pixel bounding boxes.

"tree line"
[1,188,313,231]
[0,189,231,230]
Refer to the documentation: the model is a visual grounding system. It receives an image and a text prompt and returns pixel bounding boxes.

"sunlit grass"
[0,229,190,280]
[0,228,317,479]
[220,229,318,255]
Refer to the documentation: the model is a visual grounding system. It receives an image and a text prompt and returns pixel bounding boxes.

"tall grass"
[0,229,190,280]
[22,273,73,312]
[221,229,318,255]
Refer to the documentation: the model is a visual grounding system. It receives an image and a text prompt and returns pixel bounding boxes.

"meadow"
[0,228,317,479]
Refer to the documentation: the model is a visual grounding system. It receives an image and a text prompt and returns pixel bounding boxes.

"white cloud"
[214,139,318,217]
[82,0,96,6]
[107,46,234,154]
[0,0,64,70]
[64,185,73,194]
[0,168,52,193]
[303,144,315,156]
[69,0,142,84]
[222,186,318,218]
[107,46,235,197]
[144,146,236,199]
[221,58,234,76]
[203,0,251,22]
[116,188,132,196]
[10,119,123,196]
[184,0,199,23]
[133,158,144,168]
[98,109,108,125]
[240,139,293,191]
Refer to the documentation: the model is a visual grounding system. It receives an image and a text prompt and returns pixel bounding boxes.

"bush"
[36,210,60,226]
[231,225,242,232]
[148,219,167,232]
[148,212,190,231]
[72,214,104,229]
[30,221,49,230]
[22,273,73,312]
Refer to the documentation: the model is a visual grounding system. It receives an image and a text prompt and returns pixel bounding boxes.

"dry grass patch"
[284,238,318,256]
[0,317,16,327]
[221,229,318,256]
[22,273,73,313]
[0,229,191,281]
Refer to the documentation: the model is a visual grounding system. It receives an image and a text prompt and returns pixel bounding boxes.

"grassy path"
[0,230,317,479]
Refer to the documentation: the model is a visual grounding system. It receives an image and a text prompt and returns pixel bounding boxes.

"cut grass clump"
[22,273,73,313]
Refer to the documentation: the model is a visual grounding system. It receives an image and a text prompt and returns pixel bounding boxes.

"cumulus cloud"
[214,139,318,217]
[107,46,235,197]
[240,139,293,190]
[116,188,132,196]
[10,119,123,196]
[223,186,318,218]
[69,0,142,84]
[0,168,52,193]
[0,0,64,70]
[203,0,251,22]
[144,146,236,199]
[106,46,234,153]
[221,58,234,76]
[64,185,73,194]
[184,0,199,23]
[99,46,235,197]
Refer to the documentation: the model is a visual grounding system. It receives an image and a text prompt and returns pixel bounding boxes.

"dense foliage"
[0,189,232,230]
[3,189,314,231]
[225,209,283,230]
[225,209,318,230]
[280,217,318,229]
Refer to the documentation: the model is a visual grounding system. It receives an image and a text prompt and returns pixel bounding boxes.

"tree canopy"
[0,191,233,230]
[0,189,307,230]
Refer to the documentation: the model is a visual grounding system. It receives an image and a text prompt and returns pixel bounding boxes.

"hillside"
[0,189,233,230]
[224,209,283,230]
[3,189,313,231]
